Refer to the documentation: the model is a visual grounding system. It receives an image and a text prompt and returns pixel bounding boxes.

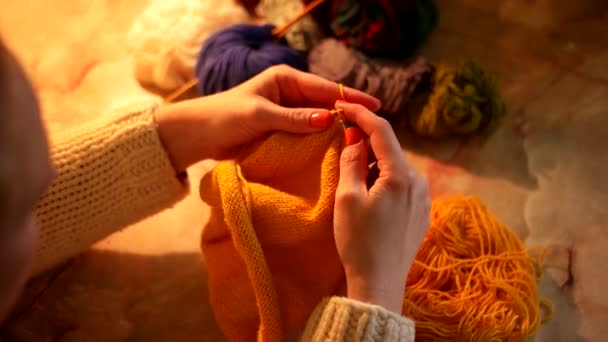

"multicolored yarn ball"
[309,38,430,115]
[304,0,438,59]
[407,61,506,138]
[127,0,250,92]
[195,24,308,96]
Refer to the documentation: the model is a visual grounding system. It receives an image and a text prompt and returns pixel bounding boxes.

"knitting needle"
[271,0,326,38]
[163,0,326,103]
[330,108,355,130]
[164,78,199,103]
[331,83,357,130]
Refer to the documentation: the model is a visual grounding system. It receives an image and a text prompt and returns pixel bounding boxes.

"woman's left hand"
[154,65,381,171]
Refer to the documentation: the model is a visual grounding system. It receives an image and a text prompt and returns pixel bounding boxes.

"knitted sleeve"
[32,103,187,275]
[301,297,415,342]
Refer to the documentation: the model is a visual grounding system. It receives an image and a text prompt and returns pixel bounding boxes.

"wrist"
[154,103,208,171]
[345,270,405,314]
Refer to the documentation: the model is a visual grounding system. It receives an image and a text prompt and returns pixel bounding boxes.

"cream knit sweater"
[33,103,415,341]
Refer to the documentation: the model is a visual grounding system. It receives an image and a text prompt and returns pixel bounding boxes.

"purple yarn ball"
[196,24,308,96]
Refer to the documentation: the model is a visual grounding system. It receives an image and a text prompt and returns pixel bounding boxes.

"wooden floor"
[1,0,607,340]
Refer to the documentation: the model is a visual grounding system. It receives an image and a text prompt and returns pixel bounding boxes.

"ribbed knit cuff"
[33,102,187,275]
[301,297,415,342]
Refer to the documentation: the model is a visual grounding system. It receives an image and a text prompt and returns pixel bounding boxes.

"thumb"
[266,103,334,133]
[337,127,369,198]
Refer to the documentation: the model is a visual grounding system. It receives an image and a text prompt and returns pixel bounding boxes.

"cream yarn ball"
[127,0,251,92]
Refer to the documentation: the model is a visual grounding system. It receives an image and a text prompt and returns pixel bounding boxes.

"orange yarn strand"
[404,196,553,342]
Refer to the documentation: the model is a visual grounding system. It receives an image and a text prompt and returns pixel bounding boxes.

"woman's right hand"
[333,101,431,314]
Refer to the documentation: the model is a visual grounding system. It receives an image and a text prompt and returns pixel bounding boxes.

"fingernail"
[344,127,363,147]
[310,112,333,128]
[336,100,346,106]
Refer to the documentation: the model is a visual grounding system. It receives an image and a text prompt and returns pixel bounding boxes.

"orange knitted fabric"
[200,123,548,341]
[200,125,345,341]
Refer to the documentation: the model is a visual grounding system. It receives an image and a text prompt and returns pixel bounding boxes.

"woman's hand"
[154,65,381,170]
[333,101,430,314]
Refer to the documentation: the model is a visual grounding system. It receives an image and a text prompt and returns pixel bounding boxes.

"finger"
[335,101,406,174]
[263,102,335,133]
[337,138,369,200]
[273,66,381,111]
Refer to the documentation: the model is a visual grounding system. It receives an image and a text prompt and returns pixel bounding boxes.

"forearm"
[32,103,187,275]
[301,297,415,342]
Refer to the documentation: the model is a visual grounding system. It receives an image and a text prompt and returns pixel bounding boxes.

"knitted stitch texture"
[200,124,415,341]
[302,297,415,341]
[33,103,186,275]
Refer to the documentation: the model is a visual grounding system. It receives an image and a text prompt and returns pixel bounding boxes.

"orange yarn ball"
[404,196,552,342]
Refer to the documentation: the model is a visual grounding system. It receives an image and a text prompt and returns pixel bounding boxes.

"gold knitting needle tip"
[333,84,355,129]
[330,109,344,128]
[330,108,354,130]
